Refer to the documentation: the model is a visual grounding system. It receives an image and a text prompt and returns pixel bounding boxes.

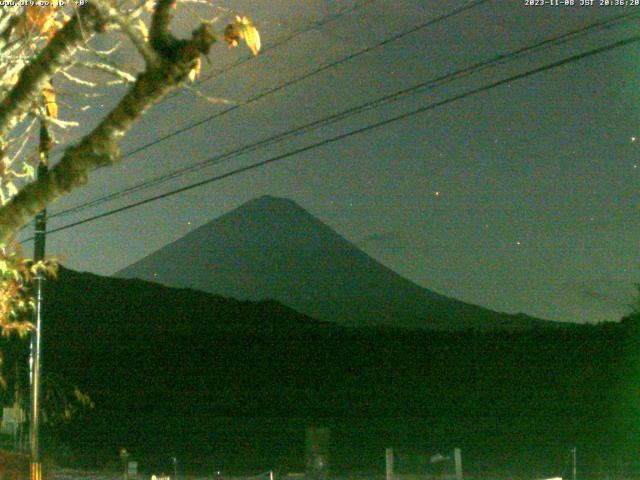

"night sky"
[25,0,640,324]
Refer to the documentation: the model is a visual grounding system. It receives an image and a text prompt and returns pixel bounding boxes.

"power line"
[123,0,491,159]
[47,8,639,222]
[21,32,640,243]
[43,0,377,162]
[179,0,377,91]
[46,0,493,222]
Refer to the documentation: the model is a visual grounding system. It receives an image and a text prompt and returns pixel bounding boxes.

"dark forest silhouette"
[1,268,636,478]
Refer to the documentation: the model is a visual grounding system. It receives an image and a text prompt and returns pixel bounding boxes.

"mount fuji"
[116,195,557,330]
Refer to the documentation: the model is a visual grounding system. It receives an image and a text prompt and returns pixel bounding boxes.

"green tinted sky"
[33,0,640,323]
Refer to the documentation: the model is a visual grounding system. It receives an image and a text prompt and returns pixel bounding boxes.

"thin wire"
[47,8,639,222]
[174,0,375,91]
[42,0,377,160]
[50,0,492,220]
[123,0,491,159]
[20,32,640,243]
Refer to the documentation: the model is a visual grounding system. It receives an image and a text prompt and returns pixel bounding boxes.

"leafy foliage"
[0,241,57,339]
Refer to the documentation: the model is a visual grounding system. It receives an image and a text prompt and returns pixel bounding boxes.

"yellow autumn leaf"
[17,6,58,38]
[137,19,149,41]
[238,16,261,56]
[43,82,57,119]
[224,16,260,56]
[47,19,64,41]
[188,57,201,83]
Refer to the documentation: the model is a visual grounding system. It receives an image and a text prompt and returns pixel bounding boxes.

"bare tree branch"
[92,2,159,65]
[0,16,216,242]
[0,5,106,142]
[74,61,136,83]
[150,0,177,47]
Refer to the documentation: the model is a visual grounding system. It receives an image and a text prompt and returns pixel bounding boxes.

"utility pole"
[385,447,394,480]
[30,119,51,480]
[572,447,577,480]
[454,448,463,480]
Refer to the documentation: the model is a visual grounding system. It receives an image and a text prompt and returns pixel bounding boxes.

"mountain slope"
[116,195,556,330]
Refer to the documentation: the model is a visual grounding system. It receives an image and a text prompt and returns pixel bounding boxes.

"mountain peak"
[242,195,305,211]
[117,196,557,331]
[220,196,317,229]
